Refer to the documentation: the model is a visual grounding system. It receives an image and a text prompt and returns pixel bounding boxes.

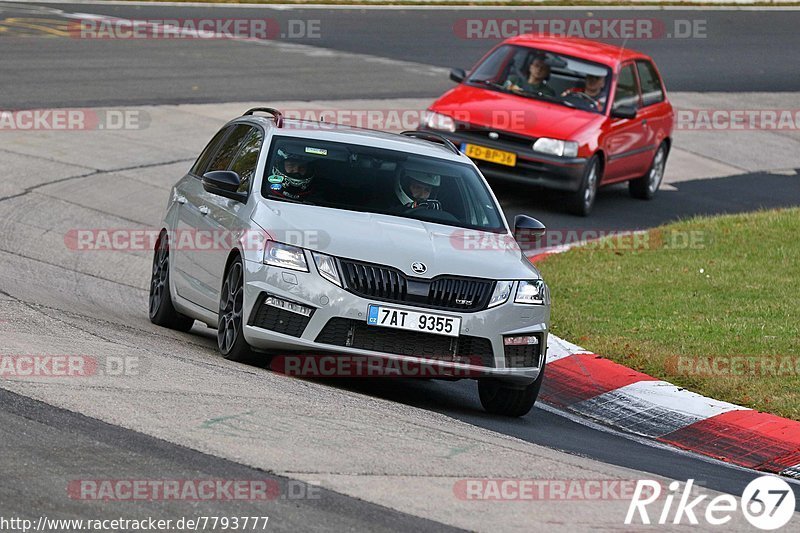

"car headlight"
[515,280,550,305]
[532,137,579,158]
[424,111,456,133]
[488,280,514,308]
[312,252,341,287]
[264,241,308,272]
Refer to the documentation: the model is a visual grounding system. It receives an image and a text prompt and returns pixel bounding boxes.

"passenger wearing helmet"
[395,168,442,210]
[268,148,317,201]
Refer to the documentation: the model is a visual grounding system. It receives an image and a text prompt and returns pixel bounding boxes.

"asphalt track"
[2,1,800,530]
[1,2,800,108]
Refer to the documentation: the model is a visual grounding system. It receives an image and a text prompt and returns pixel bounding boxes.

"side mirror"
[202,171,247,202]
[611,105,637,120]
[449,68,466,83]
[513,215,546,250]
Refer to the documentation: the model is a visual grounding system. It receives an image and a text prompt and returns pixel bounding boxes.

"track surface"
[1,3,800,107]
[2,1,800,529]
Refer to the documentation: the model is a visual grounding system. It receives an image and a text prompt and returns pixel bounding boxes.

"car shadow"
[490,169,800,233]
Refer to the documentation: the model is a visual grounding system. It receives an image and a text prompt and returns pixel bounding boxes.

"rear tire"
[566,155,600,217]
[217,256,255,363]
[478,364,545,417]
[629,142,668,200]
[149,232,195,332]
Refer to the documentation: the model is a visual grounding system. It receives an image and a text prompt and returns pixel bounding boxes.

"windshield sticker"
[270,183,283,191]
[305,147,327,156]
[267,174,284,184]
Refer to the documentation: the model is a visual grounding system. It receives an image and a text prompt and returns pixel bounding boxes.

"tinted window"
[191,126,230,176]
[613,63,640,110]
[636,60,665,106]
[262,137,505,232]
[229,128,263,194]
[206,124,252,173]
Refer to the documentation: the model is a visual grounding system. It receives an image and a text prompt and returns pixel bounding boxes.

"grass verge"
[536,207,800,420]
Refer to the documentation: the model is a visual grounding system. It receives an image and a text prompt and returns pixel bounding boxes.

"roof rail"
[400,131,461,156]
[243,107,284,127]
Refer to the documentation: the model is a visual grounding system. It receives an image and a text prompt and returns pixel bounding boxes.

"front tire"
[149,232,194,332]
[566,155,600,216]
[478,364,545,417]
[217,256,254,363]
[629,142,668,200]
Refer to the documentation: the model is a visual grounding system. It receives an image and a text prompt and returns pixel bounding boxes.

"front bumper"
[419,127,587,192]
[241,259,549,385]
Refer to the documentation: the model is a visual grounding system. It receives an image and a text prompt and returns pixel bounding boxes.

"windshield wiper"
[470,79,510,92]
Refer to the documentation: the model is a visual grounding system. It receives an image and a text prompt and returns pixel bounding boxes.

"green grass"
[536,208,800,420]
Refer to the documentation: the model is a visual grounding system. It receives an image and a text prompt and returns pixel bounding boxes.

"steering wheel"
[403,200,442,213]
[569,91,600,110]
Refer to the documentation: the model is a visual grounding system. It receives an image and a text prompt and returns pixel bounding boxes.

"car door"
[635,59,671,158]
[176,123,253,311]
[192,126,264,312]
[171,125,231,306]
[602,61,651,182]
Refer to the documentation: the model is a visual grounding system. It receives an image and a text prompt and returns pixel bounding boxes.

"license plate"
[462,143,517,167]
[367,305,461,338]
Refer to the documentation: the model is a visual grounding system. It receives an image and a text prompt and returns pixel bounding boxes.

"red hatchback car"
[420,35,674,215]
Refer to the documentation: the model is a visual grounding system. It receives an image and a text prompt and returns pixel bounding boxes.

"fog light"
[503,335,539,346]
[264,295,313,317]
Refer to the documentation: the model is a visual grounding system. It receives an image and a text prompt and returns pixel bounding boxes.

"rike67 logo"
[626,476,796,530]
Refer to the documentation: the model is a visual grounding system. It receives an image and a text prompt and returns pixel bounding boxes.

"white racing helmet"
[395,167,442,208]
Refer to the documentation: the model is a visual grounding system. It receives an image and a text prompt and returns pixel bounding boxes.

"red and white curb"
[537,253,800,479]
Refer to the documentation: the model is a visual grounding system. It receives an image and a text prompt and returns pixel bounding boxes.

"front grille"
[503,336,542,368]
[454,123,536,150]
[315,318,494,367]
[338,259,494,312]
[248,293,312,337]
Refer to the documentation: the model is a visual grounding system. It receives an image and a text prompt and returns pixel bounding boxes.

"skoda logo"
[411,262,427,274]
[488,131,500,140]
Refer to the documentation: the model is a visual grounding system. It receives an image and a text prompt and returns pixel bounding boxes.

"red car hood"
[430,84,604,140]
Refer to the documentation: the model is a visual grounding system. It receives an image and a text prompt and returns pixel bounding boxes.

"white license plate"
[366,305,461,338]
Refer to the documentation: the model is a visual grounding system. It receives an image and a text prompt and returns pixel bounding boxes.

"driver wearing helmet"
[268,148,317,201]
[395,168,442,210]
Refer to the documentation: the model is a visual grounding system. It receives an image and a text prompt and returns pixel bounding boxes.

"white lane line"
[61,11,449,78]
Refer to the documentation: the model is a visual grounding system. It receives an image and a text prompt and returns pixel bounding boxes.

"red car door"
[602,61,651,183]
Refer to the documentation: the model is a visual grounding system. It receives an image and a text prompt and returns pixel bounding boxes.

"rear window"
[262,137,505,232]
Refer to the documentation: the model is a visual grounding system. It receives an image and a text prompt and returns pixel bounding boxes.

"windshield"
[467,45,613,114]
[261,137,506,232]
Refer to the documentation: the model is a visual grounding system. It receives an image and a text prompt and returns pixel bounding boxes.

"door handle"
[199,206,210,216]
[175,195,187,205]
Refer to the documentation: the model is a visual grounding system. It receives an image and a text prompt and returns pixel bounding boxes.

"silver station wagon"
[149,108,551,416]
